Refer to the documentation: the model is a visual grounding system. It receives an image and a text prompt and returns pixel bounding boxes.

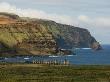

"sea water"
[0,45,110,65]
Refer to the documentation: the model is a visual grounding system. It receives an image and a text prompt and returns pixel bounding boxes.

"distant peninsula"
[0,12,102,56]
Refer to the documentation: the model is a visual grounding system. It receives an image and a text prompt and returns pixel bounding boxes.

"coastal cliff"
[0,12,101,56]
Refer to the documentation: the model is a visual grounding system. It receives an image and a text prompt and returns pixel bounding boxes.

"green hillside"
[0,12,102,56]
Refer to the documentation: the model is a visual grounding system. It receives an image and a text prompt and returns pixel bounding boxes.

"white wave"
[5,57,8,60]
[81,48,91,50]
[75,48,80,50]
[67,55,74,57]
[24,58,30,60]
[49,55,59,57]
[75,48,91,50]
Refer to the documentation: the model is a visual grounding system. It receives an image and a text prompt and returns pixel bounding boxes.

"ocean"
[0,45,110,65]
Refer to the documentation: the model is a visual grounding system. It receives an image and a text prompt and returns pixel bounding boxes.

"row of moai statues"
[32,59,70,65]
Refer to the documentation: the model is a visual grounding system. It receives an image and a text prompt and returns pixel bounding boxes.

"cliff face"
[0,13,101,56]
[0,22,57,56]
[38,20,101,50]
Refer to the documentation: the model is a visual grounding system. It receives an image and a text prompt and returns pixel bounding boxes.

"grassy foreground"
[0,64,110,82]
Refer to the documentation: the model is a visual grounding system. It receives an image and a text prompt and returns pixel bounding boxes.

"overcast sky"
[0,0,110,44]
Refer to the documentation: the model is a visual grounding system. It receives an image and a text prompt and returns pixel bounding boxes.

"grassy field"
[0,64,110,82]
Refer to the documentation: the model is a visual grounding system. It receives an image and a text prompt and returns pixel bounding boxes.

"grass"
[0,64,110,82]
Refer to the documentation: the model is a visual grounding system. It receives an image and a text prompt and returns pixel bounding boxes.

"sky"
[0,0,110,44]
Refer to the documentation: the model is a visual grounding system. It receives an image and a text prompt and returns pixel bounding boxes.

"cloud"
[31,0,66,5]
[0,2,77,25]
[94,17,110,27]
[26,0,64,3]
[77,15,110,28]
[0,2,110,44]
[0,2,110,28]
[78,15,90,22]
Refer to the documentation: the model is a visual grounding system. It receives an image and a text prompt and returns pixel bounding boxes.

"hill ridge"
[0,12,102,56]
